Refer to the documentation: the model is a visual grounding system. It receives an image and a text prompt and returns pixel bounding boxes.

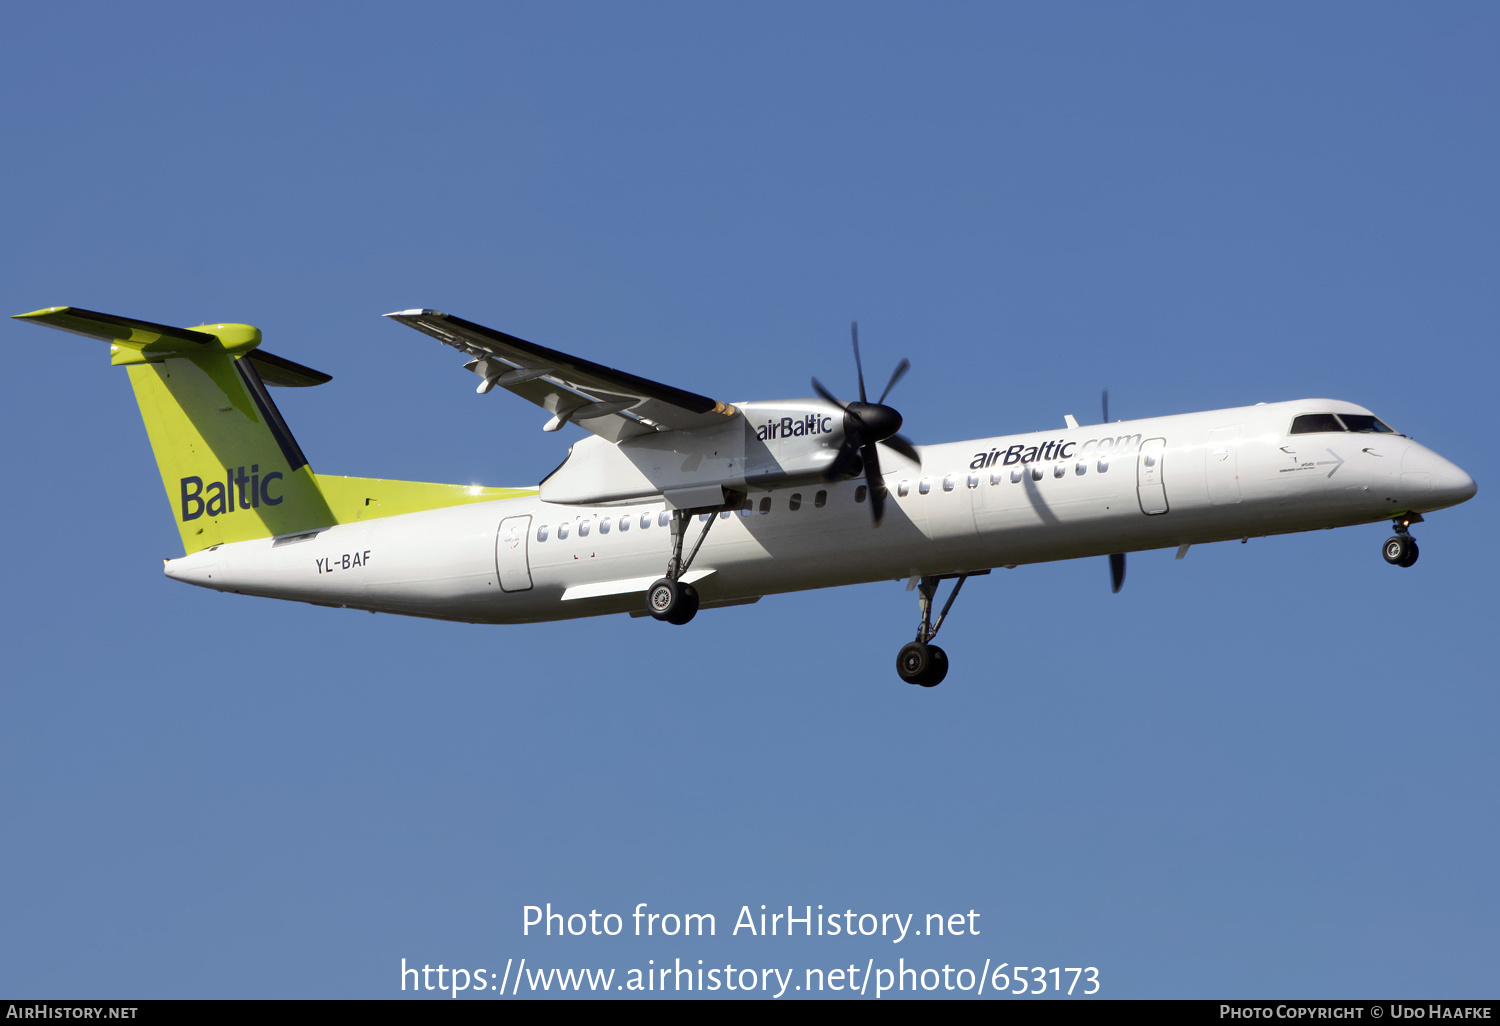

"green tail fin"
[16,306,337,553]
[16,306,541,554]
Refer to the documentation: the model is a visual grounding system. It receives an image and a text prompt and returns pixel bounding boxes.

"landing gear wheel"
[897,642,948,686]
[647,578,700,624]
[897,642,929,683]
[665,583,699,625]
[1399,539,1419,567]
[920,645,948,687]
[1383,535,1419,568]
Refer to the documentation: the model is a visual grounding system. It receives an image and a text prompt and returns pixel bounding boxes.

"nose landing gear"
[1382,514,1421,568]
[897,640,948,687]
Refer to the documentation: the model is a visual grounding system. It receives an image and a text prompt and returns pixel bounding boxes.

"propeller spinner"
[811,322,919,525]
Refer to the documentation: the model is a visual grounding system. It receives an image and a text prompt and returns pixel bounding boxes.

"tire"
[1398,539,1419,568]
[647,578,680,620]
[1383,536,1414,567]
[897,641,931,684]
[665,583,700,625]
[919,645,948,687]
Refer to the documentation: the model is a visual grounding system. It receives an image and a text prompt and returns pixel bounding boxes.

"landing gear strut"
[1382,514,1421,568]
[896,571,985,687]
[647,509,717,624]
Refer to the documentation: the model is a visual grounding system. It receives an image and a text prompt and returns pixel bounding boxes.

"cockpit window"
[1338,414,1395,433]
[1289,413,1345,434]
[1291,412,1398,435]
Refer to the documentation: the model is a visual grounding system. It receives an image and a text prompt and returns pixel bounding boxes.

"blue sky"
[3,2,1495,999]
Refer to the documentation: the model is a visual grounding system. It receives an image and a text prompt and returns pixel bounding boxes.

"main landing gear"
[647,508,717,625]
[1382,514,1422,568]
[896,572,986,687]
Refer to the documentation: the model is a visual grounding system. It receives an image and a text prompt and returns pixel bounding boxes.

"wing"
[384,309,738,442]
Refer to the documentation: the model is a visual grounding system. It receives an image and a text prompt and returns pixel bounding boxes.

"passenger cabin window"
[741,499,754,517]
[897,482,910,497]
[1011,469,1023,483]
[558,523,569,539]
[599,518,610,534]
[1290,413,1345,434]
[1097,459,1109,473]
[1076,462,1087,476]
[1053,464,1065,478]
[759,496,771,514]
[855,485,867,503]
[720,510,731,519]
[814,490,828,508]
[641,512,652,529]
[990,472,1004,486]
[578,520,590,537]
[1031,467,1043,481]
[919,479,932,495]
[658,511,671,527]
[790,493,802,511]
[967,474,980,489]
[537,525,549,542]
[943,475,955,492]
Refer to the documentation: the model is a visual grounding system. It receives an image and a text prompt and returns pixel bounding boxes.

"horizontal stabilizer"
[244,349,332,387]
[14,306,214,351]
[13,306,330,386]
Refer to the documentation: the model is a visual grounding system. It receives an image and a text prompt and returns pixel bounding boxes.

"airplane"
[14,305,1478,687]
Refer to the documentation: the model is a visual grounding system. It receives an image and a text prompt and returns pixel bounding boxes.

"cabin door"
[496,515,534,592]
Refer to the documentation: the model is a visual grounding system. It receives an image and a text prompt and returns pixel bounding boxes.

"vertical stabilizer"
[14,307,337,553]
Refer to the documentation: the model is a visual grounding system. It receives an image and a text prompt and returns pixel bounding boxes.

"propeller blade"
[1109,552,1126,593]
[861,441,886,524]
[877,358,910,404]
[822,436,862,481]
[880,433,920,464]
[851,321,868,403]
[1102,389,1110,424]
[811,377,846,409]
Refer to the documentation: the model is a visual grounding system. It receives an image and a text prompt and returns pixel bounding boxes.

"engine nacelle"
[538,400,851,505]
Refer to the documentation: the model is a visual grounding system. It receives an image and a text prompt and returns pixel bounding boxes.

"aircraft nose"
[1398,443,1476,511]
[1433,458,1477,507]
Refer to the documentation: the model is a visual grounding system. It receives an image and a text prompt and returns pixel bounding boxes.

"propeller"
[1109,552,1126,594]
[811,322,918,524]
[1104,389,1126,593]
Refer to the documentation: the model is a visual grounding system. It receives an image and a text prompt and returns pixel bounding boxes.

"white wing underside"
[384,310,739,442]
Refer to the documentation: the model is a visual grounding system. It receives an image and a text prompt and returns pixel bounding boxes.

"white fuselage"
[163,399,1477,623]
